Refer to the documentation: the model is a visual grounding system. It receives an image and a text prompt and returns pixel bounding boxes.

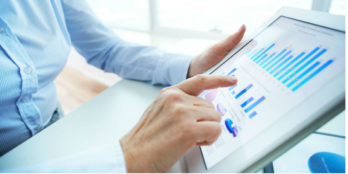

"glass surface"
[199,16,345,169]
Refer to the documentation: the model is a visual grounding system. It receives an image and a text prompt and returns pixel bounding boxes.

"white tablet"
[185,7,345,172]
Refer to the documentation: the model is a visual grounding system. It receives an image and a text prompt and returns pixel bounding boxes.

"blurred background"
[56,0,345,114]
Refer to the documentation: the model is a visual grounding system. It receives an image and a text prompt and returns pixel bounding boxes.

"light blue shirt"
[0,0,191,171]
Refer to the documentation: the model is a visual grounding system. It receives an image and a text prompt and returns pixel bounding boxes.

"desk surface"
[0,79,343,172]
[0,80,181,171]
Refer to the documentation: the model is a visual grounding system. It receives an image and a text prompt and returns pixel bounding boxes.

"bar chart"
[200,16,344,169]
[247,43,333,92]
[226,68,266,121]
[200,65,267,138]
[204,40,337,139]
[228,84,266,120]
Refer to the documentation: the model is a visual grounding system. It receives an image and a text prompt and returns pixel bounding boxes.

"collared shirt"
[0,0,191,171]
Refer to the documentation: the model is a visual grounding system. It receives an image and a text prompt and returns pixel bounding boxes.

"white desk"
[0,80,189,172]
[0,79,343,172]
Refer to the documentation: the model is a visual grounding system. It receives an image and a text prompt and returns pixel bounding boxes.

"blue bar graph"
[287,61,320,87]
[274,52,305,78]
[259,52,276,66]
[262,49,287,69]
[282,48,326,84]
[241,97,254,108]
[270,55,293,75]
[227,68,237,76]
[281,47,320,83]
[245,43,333,92]
[235,84,253,99]
[249,111,257,119]
[292,59,334,91]
[255,54,268,64]
[251,48,264,59]
[266,50,292,72]
[253,43,275,61]
[294,49,327,75]
[244,96,266,113]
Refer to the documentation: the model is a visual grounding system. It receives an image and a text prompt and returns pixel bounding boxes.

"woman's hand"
[188,25,246,78]
[120,75,237,172]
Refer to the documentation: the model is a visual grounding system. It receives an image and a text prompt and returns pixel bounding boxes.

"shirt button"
[23,66,33,74]
[0,27,4,33]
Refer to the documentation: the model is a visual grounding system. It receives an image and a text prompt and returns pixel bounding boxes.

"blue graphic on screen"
[224,69,266,120]
[247,43,333,91]
[235,84,253,99]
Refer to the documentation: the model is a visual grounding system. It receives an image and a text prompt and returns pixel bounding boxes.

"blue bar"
[251,48,264,59]
[259,52,276,66]
[270,55,293,75]
[253,43,275,61]
[235,84,253,99]
[287,61,320,87]
[282,48,326,84]
[241,97,254,108]
[244,96,266,113]
[249,111,257,119]
[262,49,287,69]
[275,52,305,78]
[255,54,268,64]
[227,68,237,76]
[281,47,320,83]
[266,50,292,72]
[292,59,334,91]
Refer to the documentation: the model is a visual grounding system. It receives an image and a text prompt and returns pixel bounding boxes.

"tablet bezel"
[185,6,345,172]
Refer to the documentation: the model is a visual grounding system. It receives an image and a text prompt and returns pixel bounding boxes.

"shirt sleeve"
[61,0,192,85]
[3,142,127,172]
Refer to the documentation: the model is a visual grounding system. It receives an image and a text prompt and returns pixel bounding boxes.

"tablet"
[186,7,345,172]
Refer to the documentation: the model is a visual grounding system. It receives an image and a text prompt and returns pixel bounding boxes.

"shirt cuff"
[153,53,193,86]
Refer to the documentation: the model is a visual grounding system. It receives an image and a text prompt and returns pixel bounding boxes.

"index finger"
[175,75,237,96]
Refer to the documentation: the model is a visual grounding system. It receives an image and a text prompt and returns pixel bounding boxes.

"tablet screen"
[199,16,345,169]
